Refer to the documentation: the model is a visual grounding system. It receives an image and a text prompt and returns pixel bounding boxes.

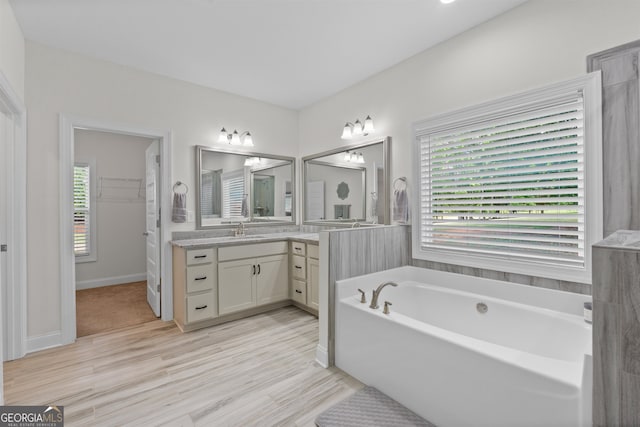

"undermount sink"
[234,234,267,239]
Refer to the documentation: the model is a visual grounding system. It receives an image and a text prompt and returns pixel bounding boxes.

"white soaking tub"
[335,266,592,427]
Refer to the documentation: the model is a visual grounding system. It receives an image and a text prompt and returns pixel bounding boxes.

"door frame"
[0,71,27,361]
[59,114,173,345]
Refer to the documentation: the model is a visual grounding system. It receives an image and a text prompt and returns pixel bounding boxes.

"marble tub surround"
[588,40,640,238]
[321,225,411,366]
[412,259,591,295]
[592,230,640,426]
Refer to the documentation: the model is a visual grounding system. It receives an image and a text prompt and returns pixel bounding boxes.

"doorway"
[0,72,27,366]
[73,129,158,337]
[59,115,172,345]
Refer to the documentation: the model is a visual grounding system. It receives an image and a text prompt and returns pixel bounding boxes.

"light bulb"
[243,132,253,146]
[217,127,228,143]
[341,123,352,139]
[363,115,375,134]
[230,130,241,145]
[353,120,363,135]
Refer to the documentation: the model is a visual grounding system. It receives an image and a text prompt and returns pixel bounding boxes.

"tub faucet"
[351,222,361,228]
[369,281,398,309]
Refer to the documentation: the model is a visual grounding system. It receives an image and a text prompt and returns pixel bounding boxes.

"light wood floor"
[4,307,363,426]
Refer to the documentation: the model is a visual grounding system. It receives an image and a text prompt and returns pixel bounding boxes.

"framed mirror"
[196,146,295,228]
[302,137,390,225]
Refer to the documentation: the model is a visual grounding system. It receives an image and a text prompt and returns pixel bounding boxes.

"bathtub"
[335,266,592,427]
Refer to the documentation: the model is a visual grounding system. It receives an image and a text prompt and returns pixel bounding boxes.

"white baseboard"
[315,344,329,368]
[76,273,146,290]
[26,331,63,354]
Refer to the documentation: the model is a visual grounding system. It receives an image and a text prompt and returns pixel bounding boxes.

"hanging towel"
[393,189,409,223]
[172,192,187,223]
[241,194,249,217]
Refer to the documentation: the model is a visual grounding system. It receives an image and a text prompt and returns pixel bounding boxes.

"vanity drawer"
[291,279,306,305]
[291,255,306,279]
[290,241,306,256]
[186,264,215,293]
[307,244,319,260]
[186,291,216,323]
[218,241,288,261]
[186,248,214,265]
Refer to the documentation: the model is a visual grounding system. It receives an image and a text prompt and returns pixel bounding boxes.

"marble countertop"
[171,232,320,249]
[594,230,640,250]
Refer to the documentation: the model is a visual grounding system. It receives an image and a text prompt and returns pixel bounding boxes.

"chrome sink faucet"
[369,281,398,309]
[235,221,246,237]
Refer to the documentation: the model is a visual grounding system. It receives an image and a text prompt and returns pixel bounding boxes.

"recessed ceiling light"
[440,0,456,4]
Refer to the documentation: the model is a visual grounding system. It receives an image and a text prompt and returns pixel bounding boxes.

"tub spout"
[369,281,398,309]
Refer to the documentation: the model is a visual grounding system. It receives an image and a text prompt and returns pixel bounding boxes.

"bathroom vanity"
[172,234,319,332]
[290,240,319,311]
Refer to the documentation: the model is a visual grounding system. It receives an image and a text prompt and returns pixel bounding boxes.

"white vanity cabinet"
[218,241,289,316]
[307,245,320,310]
[290,241,319,314]
[172,247,218,331]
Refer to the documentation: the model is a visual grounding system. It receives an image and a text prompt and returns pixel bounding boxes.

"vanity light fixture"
[244,156,261,167]
[217,128,254,146]
[341,115,375,139]
[343,151,365,164]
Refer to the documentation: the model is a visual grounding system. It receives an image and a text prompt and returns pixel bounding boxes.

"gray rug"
[316,386,435,427]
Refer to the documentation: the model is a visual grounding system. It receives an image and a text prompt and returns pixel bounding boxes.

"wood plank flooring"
[4,307,363,426]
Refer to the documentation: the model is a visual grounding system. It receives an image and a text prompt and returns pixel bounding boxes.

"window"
[221,169,245,218]
[413,74,602,283]
[74,163,96,261]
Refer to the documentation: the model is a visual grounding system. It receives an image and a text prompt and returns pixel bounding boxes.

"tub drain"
[476,302,488,314]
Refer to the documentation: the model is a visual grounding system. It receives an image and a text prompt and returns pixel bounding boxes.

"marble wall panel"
[326,225,411,365]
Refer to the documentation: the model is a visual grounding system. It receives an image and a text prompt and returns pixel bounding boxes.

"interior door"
[145,140,161,317]
[0,112,7,360]
[306,181,325,220]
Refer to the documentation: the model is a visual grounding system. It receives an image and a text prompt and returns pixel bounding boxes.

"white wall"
[25,41,298,338]
[74,129,152,288]
[0,0,24,100]
[299,1,640,211]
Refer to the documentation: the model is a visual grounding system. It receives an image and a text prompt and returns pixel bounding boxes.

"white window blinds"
[73,164,91,257]
[221,169,245,218]
[417,90,596,274]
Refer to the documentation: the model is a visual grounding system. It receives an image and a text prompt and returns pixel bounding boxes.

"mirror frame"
[195,145,296,229]
[301,136,391,226]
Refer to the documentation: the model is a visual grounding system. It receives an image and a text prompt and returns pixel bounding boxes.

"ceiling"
[10,0,527,110]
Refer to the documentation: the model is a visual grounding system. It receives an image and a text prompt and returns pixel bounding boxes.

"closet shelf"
[98,177,145,202]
